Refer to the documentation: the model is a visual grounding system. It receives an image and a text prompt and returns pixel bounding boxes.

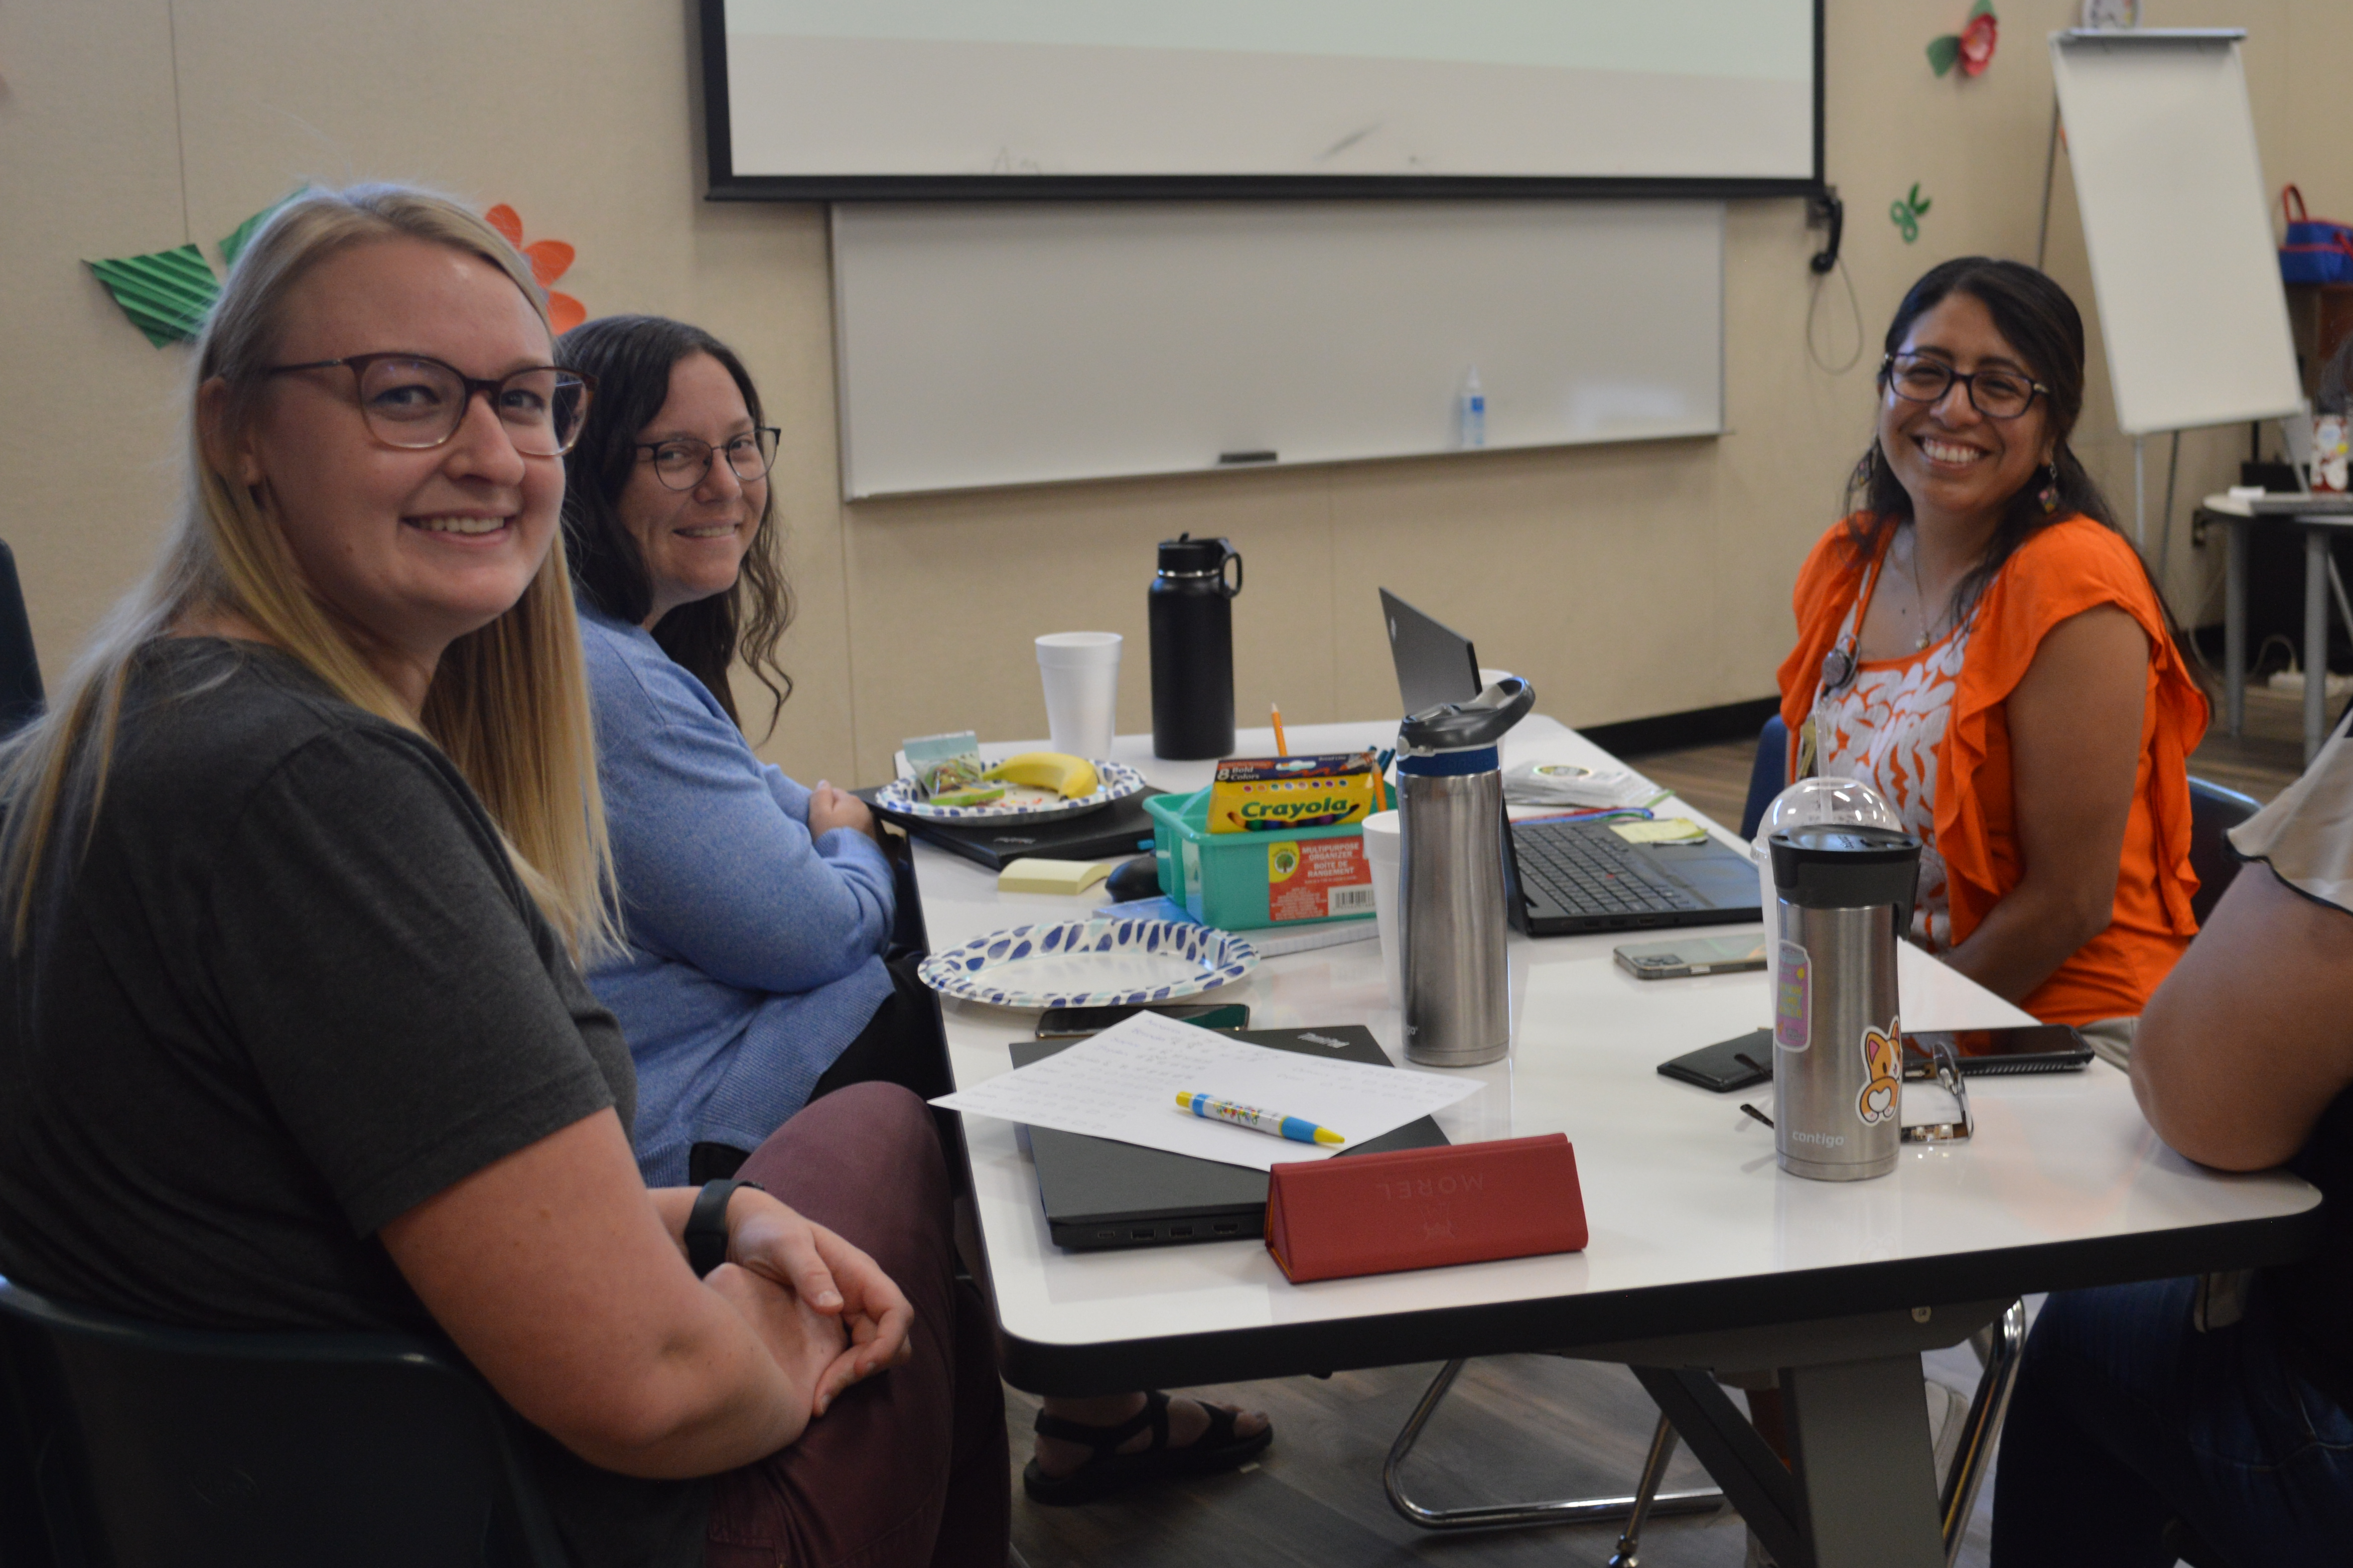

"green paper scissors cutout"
[1891,184,1933,245]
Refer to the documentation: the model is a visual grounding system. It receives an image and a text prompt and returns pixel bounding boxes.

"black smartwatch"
[686,1178,762,1279]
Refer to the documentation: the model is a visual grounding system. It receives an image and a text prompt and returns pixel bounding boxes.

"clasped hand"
[704,1191,914,1418]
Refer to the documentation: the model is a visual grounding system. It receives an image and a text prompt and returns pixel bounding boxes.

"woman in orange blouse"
[1776,258,2208,1061]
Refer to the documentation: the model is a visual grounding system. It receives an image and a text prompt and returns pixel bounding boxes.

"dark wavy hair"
[1845,257,2136,630]
[555,315,792,736]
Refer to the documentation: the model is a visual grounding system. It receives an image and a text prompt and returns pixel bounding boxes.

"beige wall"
[5,0,2351,788]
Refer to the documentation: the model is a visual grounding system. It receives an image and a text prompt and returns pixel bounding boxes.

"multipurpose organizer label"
[1267,838,1373,922]
[1775,941,1811,1050]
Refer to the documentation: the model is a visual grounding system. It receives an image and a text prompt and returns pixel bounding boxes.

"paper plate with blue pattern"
[917,917,1259,1011]
[873,760,1146,828]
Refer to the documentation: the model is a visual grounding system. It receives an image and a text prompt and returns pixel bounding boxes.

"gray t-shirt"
[0,638,705,1565]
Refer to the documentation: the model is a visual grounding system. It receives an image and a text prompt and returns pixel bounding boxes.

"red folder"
[1263,1133,1588,1284]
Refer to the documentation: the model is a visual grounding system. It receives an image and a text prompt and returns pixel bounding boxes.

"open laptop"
[1378,591,1762,937]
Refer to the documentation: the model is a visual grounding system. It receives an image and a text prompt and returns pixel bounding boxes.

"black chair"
[0,1276,564,1568]
[0,541,43,740]
[2186,777,2260,927]
[1739,713,1789,841]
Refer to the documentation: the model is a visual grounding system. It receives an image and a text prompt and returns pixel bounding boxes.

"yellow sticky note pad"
[996,858,1117,895]
[1610,817,1709,845]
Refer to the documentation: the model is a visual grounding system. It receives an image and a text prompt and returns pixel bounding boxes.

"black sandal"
[1022,1391,1272,1506]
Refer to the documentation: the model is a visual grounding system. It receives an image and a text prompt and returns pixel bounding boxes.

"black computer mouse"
[1104,855,1163,903]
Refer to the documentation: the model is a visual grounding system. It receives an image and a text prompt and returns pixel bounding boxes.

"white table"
[913,716,2320,1568]
[2200,490,2353,760]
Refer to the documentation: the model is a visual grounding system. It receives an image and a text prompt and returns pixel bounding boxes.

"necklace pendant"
[1916,630,1930,652]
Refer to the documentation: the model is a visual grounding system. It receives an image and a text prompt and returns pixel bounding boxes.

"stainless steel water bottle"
[1397,678,1534,1067]
[1768,823,1922,1181]
[1148,534,1244,760]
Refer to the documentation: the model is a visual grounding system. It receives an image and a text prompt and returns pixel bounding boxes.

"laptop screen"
[1380,589,1482,718]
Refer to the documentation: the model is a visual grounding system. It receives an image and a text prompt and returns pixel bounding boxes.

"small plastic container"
[1146,786,1378,931]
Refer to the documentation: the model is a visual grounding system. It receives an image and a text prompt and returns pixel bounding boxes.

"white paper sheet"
[931,1012,1483,1172]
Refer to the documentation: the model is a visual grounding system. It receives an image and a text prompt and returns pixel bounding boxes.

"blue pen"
[1176,1091,1345,1146]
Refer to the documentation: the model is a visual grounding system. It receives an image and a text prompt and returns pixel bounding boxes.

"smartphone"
[1035,1002,1252,1039]
[1656,1028,1775,1092]
[1902,1025,2093,1077]
[1615,934,1769,980]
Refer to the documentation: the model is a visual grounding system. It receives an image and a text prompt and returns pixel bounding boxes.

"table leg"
[2308,525,2331,765]
[1784,1355,1948,1568]
[2224,517,2246,739]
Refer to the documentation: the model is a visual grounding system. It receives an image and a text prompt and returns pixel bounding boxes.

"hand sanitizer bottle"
[1459,368,1486,450]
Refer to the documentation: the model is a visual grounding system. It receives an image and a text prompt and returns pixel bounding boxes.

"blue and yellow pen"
[1176,1091,1344,1146]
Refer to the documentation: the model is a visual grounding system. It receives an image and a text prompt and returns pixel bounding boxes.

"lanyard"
[1795,541,1892,780]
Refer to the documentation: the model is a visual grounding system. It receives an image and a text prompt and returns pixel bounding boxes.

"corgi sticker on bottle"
[1856,1019,1901,1125]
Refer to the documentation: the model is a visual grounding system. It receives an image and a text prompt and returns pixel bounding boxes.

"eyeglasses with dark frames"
[633,428,782,492]
[1880,353,2049,421]
[264,353,594,456]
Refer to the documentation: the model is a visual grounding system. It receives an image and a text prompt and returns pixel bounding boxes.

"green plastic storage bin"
[1145,786,1376,931]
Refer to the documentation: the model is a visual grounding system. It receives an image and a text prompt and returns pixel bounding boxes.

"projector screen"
[701,0,1821,199]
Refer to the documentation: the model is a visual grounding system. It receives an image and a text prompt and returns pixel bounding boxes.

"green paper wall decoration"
[86,192,303,348]
[83,246,219,349]
[1891,184,1932,244]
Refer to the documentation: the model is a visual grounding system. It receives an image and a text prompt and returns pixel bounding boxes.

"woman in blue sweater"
[557,315,1272,1504]
[558,316,941,1189]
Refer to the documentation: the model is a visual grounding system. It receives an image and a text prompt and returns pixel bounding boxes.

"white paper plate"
[918,918,1258,1011]
[873,760,1145,827]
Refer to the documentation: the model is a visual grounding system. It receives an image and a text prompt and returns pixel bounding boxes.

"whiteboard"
[830,201,1726,499]
[2051,30,2302,435]
[706,0,1818,197]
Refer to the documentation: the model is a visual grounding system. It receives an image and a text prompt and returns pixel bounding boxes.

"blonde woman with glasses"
[0,185,1005,1568]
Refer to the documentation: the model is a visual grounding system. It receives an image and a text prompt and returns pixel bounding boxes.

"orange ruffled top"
[1776,515,2211,1025]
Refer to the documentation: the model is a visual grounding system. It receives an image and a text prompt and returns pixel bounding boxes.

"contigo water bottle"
[1769,823,1922,1180]
[1148,534,1244,760]
[1397,678,1534,1067]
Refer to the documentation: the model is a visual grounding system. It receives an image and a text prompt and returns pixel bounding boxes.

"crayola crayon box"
[1144,785,1376,930]
[1207,751,1382,835]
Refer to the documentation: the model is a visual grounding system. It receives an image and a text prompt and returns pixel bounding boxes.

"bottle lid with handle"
[1156,532,1243,593]
[1398,677,1534,757]
[1767,823,1921,910]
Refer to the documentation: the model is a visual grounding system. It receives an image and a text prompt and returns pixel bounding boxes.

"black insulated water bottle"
[1148,533,1243,759]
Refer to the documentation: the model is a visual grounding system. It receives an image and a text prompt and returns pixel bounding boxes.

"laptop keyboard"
[1513,819,1704,917]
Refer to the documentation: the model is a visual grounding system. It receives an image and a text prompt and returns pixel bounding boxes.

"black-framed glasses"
[1880,353,2049,420]
[633,429,782,491]
[265,353,594,456]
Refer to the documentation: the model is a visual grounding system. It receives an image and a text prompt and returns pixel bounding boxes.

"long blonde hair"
[0,184,615,956]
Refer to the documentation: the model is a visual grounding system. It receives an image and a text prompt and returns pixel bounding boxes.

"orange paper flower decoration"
[485,204,585,334]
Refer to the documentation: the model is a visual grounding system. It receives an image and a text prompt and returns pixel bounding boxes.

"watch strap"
[687,1178,761,1279]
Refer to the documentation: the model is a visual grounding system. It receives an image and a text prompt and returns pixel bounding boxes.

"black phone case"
[1657,1028,1775,1093]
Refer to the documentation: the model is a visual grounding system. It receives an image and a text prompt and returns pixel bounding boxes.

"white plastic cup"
[1360,810,1404,1010]
[1035,633,1121,759]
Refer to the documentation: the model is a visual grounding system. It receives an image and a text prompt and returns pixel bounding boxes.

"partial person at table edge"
[1776,257,2208,1066]
[1990,706,2353,1566]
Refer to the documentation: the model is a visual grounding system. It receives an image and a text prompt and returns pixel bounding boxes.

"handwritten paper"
[932,1011,1482,1172]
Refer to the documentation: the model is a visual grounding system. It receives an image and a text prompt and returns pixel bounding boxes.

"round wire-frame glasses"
[264,353,594,456]
[633,428,783,492]
[1880,353,2050,420]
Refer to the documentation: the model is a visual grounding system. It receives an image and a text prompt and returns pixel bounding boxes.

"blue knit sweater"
[578,605,896,1186]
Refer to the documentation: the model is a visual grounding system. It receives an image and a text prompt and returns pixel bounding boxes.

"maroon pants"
[704,1083,1008,1568]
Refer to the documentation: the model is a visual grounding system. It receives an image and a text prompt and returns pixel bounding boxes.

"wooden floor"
[1001,681,2309,1568]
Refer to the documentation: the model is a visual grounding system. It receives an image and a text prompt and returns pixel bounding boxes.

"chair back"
[0,541,42,740]
[2187,777,2261,927]
[1739,713,1790,842]
[0,1276,564,1568]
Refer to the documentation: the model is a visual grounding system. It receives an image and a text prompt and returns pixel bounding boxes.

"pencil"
[1271,703,1288,756]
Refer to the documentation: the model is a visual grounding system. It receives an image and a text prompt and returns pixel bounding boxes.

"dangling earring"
[1853,444,1881,488]
[2038,460,2061,516]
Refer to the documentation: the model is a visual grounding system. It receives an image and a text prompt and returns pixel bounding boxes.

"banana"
[980,751,1100,798]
